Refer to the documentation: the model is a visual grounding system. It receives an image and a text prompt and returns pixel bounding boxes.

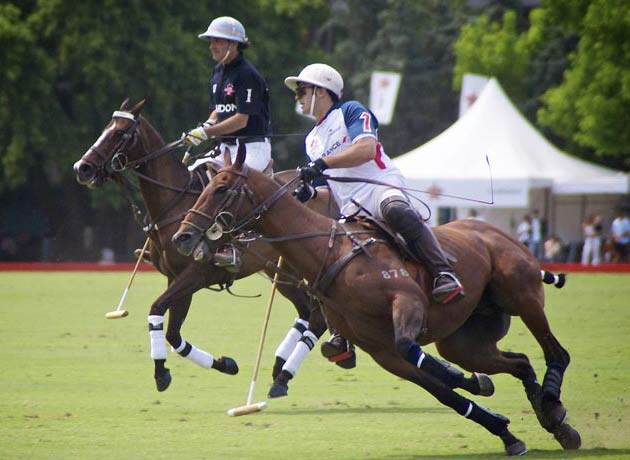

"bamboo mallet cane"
[227,257,284,416]
[105,145,193,319]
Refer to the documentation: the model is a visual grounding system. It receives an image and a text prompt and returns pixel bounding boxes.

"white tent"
[393,78,629,242]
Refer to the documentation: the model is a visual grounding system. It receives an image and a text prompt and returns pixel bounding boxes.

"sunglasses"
[295,85,314,99]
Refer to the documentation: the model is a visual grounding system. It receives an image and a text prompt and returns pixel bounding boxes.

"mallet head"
[105,310,129,319]
[226,401,266,417]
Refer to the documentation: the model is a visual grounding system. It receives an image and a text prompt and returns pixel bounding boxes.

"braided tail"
[541,270,566,289]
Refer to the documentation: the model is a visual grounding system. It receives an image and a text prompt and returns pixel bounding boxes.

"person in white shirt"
[285,63,463,365]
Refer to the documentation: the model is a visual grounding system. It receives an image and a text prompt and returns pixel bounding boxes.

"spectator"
[581,214,601,265]
[611,208,630,262]
[529,209,543,260]
[544,235,564,262]
[516,214,531,247]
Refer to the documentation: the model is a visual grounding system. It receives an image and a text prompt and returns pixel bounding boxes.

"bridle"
[81,111,143,179]
[179,166,300,243]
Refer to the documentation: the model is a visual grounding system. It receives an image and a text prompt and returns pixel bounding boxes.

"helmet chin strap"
[220,47,232,65]
[308,88,317,118]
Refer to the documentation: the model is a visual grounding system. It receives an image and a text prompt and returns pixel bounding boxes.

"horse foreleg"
[391,293,491,396]
[272,318,309,379]
[370,350,526,456]
[165,275,239,378]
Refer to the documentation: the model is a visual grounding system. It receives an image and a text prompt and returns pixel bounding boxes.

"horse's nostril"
[173,232,190,244]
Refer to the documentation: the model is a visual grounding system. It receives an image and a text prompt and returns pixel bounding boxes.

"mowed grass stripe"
[1,272,629,460]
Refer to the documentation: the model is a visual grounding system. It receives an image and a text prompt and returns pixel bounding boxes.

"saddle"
[352,215,458,266]
[353,215,420,263]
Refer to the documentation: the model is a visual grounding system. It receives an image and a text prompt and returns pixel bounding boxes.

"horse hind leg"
[508,285,581,449]
[392,293,490,396]
[370,350,526,456]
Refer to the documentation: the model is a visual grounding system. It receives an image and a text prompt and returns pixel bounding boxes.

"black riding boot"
[320,327,356,369]
[381,198,464,303]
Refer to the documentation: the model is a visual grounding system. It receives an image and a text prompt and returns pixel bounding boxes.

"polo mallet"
[105,236,150,319]
[105,145,192,320]
[227,257,283,416]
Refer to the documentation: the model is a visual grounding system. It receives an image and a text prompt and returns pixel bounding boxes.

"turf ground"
[1,271,629,460]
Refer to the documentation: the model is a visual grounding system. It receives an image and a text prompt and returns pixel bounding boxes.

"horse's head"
[73,98,146,187]
[172,144,258,259]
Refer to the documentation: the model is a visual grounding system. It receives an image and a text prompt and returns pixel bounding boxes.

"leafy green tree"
[537,0,630,167]
[0,0,327,260]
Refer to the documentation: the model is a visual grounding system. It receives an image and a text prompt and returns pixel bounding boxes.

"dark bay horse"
[172,150,581,456]
[73,99,329,393]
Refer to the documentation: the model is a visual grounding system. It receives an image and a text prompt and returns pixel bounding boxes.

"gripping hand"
[298,158,328,183]
[183,126,209,147]
[293,183,317,203]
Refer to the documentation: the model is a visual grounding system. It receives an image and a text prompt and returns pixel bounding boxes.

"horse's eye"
[215,185,227,194]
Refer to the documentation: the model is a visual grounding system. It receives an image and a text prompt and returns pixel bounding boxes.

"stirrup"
[213,245,242,273]
[432,272,464,304]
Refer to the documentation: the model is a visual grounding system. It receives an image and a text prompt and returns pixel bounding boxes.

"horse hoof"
[474,372,495,397]
[500,431,527,456]
[155,369,172,392]
[217,356,239,375]
[268,383,288,399]
[505,440,527,456]
[553,422,581,450]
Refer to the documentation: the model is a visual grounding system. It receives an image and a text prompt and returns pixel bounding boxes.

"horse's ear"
[235,143,246,168]
[130,99,146,116]
[223,147,232,167]
[120,97,130,110]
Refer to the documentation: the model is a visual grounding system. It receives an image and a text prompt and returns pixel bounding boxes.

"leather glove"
[293,183,317,203]
[298,158,328,183]
[183,126,209,146]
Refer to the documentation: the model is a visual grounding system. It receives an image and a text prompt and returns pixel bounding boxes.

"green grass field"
[1,271,629,460]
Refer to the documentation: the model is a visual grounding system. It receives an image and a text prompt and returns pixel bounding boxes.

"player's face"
[295,84,315,113]
[209,37,234,62]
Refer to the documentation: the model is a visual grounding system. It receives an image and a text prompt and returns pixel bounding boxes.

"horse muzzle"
[73,159,106,188]
[172,229,204,258]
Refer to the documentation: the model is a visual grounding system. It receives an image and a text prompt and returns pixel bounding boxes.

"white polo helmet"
[285,63,344,99]
[198,16,248,45]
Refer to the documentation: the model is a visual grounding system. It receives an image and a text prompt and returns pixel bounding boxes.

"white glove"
[183,126,209,146]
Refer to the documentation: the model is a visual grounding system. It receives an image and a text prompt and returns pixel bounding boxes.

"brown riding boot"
[320,333,356,369]
[213,244,242,273]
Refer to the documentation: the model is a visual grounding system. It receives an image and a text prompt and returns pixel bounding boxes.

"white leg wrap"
[283,330,317,377]
[148,315,167,360]
[275,318,309,360]
[186,345,214,369]
[172,340,187,354]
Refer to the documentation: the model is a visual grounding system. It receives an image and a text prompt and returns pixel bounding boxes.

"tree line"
[1,0,628,261]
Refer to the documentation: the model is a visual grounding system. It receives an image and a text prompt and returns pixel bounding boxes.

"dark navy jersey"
[209,53,271,139]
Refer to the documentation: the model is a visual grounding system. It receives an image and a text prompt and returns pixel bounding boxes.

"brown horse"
[172,148,581,456]
[73,99,331,393]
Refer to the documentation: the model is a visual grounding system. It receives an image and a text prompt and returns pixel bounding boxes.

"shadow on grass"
[269,405,451,416]
[383,448,630,460]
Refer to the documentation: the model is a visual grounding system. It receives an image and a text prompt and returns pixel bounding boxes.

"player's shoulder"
[340,100,368,116]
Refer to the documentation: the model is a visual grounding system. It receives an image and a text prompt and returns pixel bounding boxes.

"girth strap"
[315,236,383,295]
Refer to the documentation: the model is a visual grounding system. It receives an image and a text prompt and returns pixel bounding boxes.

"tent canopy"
[393,78,629,208]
